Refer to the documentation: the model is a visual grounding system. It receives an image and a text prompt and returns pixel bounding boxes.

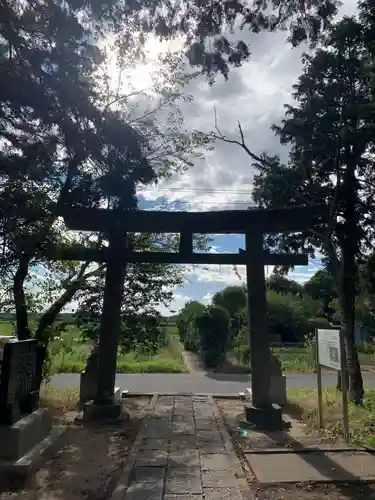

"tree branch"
[211,105,275,170]
[35,262,106,343]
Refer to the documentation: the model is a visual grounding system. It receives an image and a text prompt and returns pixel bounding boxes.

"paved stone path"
[120,395,248,500]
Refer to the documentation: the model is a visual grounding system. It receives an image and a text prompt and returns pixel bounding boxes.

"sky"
[110,0,357,317]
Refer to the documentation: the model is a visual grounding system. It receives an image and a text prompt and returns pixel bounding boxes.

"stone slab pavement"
[113,395,249,500]
[246,450,375,485]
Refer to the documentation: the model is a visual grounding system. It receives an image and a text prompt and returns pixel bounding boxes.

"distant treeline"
[0,312,176,324]
[0,312,75,322]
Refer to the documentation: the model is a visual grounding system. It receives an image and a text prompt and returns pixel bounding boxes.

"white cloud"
[156,293,191,316]
[38,3,355,318]
[139,4,359,309]
[201,292,214,305]
[189,264,274,286]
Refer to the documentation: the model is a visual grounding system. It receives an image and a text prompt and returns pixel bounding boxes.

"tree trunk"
[10,158,81,342]
[338,265,363,404]
[337,164,364,405]
[13,254,32,340]
[34,283,80,345]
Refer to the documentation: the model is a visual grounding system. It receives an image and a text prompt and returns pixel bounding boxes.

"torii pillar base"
[244,403,283,431]
[82,400,123,422]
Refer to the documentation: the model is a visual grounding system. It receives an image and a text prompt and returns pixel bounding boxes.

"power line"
[149,201,252,207]
[138,187,254,194]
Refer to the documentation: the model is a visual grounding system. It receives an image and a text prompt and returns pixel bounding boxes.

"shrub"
[183,324,200,352]
[267,291,319,342]
[308,316,332,331]
[357,341,375,355]
[177,301,206,351]
[197,305,230,369]
[233,344,250,366]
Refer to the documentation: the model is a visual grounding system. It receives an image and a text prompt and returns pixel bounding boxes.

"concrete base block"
[114,386,121,403]
[79,370,97,410]
[270,375,287,406]
[79,369,121,409]
[244,388,252,402]
[0,408,52,461]
[244,375,287,407]
[0,425,67,488]
[83,401,123,422]
[244,403,283,431]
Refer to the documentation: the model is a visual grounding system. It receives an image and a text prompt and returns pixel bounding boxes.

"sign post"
[315,330,323,430]
[339,330,350,443]
[316,328,350,444]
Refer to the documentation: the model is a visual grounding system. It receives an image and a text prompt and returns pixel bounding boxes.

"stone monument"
[0,339,66,486]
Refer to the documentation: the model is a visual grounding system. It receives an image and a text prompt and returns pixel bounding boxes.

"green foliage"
[267,275,303,296]
[75,311,168,358]
[248,14,375,401]
[287,387,375,448]
[212,286,247,343]
[234,345,251,367]
[236,290,320,343]
[120,0,338,84]
[307,316,332,331]
[267,291,316,342]
[212,286,247,318]
[176,301,206,352]
[304,270,337,319]
[47,324,186,373]
[183,323,201,353]
[196,305,230,369]
[0,0,215,345]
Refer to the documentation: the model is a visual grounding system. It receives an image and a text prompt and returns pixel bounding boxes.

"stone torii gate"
[53,204,327,427]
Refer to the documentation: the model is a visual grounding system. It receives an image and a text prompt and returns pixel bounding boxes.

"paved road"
[50,371,375,395]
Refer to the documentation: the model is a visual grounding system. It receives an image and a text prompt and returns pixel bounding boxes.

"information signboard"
[315,328,349,443]
[317,329,341,371]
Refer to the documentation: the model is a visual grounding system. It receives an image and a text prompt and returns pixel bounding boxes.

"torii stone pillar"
[84,225,127,420]
[244,231,283,430]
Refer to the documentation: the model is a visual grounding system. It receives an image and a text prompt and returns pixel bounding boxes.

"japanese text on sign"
[317,329,341,371]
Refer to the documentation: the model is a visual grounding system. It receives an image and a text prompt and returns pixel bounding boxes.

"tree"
[0,1,211,345]
[267,290,319,342]
[359,0,375,97]
[176,300,206,352]
[0,0,153,340]
[118,0,339,84]
[211,16,375,403]
[267,275,303,296]
[304,270,337,319]
[0,0,339,91]
[212,286,247,318]
[251,17,375,404]
[212,285,247,343]
[196,305,230,369]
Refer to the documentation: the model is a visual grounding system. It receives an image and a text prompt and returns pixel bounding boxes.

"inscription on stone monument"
[0,339,45,425]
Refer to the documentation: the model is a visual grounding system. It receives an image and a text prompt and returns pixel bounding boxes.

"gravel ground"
[0,397,151,500]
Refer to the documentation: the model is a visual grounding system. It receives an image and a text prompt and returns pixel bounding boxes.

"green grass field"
[0,320,15,336]
[229,342,375,373]
[287,387,375,447]
[273,345,375,371]
[3,318,375,374]
[0,320,187,374]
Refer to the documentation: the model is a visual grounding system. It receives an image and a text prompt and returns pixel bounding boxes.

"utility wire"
[138,187,254,194]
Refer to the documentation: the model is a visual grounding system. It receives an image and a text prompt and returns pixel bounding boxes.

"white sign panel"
[317,329,341,371]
